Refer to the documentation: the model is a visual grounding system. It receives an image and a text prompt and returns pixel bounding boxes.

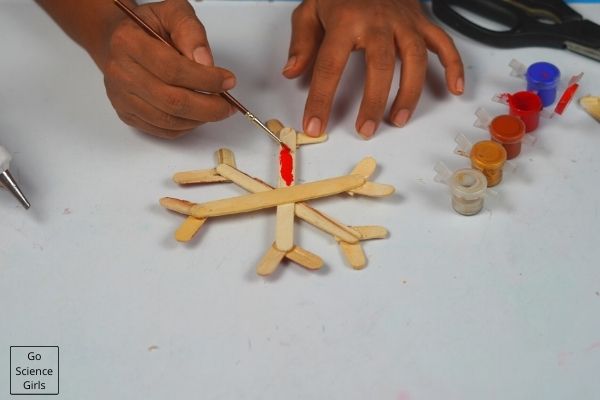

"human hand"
[282,0,464,139]
[102,0,236,138]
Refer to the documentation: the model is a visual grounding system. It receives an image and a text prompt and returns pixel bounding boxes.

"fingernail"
[392,109,411,127]
[456,77,464,94]
[228,106,237,117]
[193,46,213,66]
[222,77,236,90]
[282,56,297,73]
[358,120,376,139]
[305,117,321,137]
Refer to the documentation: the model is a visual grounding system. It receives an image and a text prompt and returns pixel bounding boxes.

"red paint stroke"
[554,83,579,115]
[279,145,294,186]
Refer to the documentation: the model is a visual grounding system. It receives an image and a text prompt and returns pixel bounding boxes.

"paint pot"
[449,168,488,216]
[526,62,560,107]
[489,114,526,160]
[470,141,507,187]
[508,91,543,133]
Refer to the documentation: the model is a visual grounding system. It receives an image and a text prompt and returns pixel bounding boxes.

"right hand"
[102,0,236,139]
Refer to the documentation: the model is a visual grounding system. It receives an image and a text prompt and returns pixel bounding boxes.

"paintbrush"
[113,0,284,146]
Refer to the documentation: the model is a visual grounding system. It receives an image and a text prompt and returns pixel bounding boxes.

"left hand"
[282,0,464,139]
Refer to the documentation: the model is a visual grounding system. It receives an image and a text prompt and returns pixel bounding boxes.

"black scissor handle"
[431,0,567,48]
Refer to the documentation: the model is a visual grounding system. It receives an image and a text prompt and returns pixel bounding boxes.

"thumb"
[283,2,323,78]
[155,0,214,66]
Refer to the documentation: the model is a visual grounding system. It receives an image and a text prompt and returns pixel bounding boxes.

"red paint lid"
[490,115,526,144]
[508,91,543,113]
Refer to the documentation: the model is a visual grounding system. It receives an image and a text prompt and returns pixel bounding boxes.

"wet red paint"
[507,91,543,133]
[554,83,579,115]
[279,145,294,186]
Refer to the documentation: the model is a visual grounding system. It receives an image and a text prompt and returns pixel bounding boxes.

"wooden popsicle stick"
[275,128,296,251]
[350,226,389,240]
[187,174,365,218]
[175,217,207,242]
[160,197,194,214]
[215,148,236,168]
[216,164,272,193]
[295,205,360,243]
[256,243,287,276]
[215,163,361,243]
[350,156,377,179]
[349,181,395,197]
[285,246,323,270]
[173,169,229,184]
[296,132,328,146]
[339,241,367,270]
[266,119,285,136]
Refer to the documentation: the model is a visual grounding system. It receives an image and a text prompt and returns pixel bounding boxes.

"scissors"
[431,0,600,62]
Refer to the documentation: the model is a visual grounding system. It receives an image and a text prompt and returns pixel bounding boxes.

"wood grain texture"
[208,164,362,243]
[173,169,229,184]
[175,217,207,242]
[256,244,286,276]
[275,128,297,251]
[339,241,367,270]
[215,148,236,168]
[188,174,365,218]
[285,246,323,270]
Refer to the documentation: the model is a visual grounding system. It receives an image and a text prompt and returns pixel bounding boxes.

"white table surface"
[1,1,600,399]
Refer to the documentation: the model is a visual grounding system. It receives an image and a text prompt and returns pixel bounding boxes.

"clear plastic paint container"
[469,141,507,187]
[526,62,560,107]
[489,114,526,160]
[449,169,488,216]
[508,91,543,133]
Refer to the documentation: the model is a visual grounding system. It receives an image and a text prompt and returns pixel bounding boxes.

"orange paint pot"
[469,141,507,187]
[489,114,526,160]
[508,91,543,132]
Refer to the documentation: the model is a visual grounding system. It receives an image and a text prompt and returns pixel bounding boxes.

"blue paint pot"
[525,62,560,107]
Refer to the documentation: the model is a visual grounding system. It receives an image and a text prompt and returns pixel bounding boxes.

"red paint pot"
[507,91,543,133]
[489,114,526,160]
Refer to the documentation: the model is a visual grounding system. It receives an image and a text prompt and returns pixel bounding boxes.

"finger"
[118,21,235,93]
[389,33,428,128]
[117,111,195,140]
[109,18,235,93]
[303,32,353,137]
[355,31,396,139]
[154,0,215,66]
[283,2,324,78]
[421,22,464,95]
[105,60,235,123]
[116,92,202,131]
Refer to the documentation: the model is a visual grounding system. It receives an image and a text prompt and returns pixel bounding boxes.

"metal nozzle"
[0,170,30,209]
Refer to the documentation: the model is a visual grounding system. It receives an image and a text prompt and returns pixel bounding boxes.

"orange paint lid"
[490,115,526,144]
[470,140,507,170]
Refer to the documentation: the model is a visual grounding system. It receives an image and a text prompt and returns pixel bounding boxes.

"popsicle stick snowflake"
[160,120,395,276]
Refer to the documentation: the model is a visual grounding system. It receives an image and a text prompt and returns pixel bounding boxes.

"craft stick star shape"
[160,120,395,276]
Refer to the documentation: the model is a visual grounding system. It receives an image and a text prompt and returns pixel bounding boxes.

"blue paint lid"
[526,62,560,88]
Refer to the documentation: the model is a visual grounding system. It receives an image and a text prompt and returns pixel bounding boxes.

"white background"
[1,1,599,399]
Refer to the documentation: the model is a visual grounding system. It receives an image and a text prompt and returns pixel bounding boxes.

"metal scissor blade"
[565,41,600,62]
